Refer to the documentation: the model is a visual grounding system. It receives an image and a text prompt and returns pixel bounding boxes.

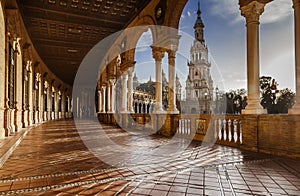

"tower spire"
[194,0,204,43]
[197,0,201,16]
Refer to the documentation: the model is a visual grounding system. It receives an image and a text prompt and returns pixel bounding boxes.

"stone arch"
[127,15,157,50]
[164,0,188,29]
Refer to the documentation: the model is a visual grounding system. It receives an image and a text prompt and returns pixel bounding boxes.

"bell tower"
[194,0,205,43]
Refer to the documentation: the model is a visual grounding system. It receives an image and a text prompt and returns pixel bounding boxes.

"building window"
[8,43,15,109]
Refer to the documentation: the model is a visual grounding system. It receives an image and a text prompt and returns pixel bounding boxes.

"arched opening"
[191,108,196,114]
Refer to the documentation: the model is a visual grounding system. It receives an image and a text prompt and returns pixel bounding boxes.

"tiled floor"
[0,119,299,195]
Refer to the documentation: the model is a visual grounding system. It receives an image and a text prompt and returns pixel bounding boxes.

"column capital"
[151,46,165,61]
[240,1,265,23]
[26,60,32,72]
[293,0,300,8]
[101,85,106,90]
[109,78,116,86]
[167,50,176,59]
[127,66,134,75]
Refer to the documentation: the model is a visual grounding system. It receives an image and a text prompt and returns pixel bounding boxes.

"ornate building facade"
[132,71,181,113]
[181,2,213,114]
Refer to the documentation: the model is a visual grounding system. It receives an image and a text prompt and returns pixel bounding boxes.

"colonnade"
[1,36,72,138]
[97,40,180,115]
[0,6,72,139]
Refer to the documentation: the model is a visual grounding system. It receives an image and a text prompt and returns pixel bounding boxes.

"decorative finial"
[197,0,201,16]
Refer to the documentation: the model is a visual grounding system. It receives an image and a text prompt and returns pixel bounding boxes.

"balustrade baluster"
[218,119,222,140]
[239,121,243,144]
[228,119,232,142]
[233,119,238,143]
[223,119,227,141]
[214,119,218,139]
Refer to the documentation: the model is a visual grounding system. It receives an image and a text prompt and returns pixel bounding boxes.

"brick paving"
[0,119,299,195]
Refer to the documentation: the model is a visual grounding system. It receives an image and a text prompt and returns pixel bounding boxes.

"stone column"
[47,86,51,120]
[0,9,4,138]
[66,96,70,117]
[289,0,300,114]
[109,79,116,113]
[61,93,65,118]
[101,86,106,113]
[76,96,79,118]
[107,84,111,113]
[14,37,23,131]
[98,90,102,113]
[127,67,134,113]
[37,76,42,122]
[27,61,33,125]
[240,1,266,114]
[167,50,179,114]
[151,47,165,113]
[120,74,128,113]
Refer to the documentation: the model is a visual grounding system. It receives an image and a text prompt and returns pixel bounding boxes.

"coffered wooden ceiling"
[17,0,151,85]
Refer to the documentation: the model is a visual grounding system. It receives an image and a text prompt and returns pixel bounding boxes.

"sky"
[134,0,295,98]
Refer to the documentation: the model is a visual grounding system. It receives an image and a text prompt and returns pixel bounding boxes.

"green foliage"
[259,76,295,114]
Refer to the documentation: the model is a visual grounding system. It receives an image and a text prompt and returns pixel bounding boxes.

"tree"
[259,76,295,114]
[217,89,247,114]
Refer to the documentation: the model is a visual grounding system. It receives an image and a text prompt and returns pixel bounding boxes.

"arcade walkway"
[0,120,299,195]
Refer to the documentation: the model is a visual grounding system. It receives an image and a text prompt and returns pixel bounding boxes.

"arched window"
[191,108,196,114]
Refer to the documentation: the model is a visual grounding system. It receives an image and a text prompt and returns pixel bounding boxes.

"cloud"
[261,0,292,24]
[209,0,243,24]
[209,0,292,25]
[135,29,153,53]
[187,11,191,17]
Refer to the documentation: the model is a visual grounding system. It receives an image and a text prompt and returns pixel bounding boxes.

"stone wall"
[97,113,300,158]
[258,114,300,157]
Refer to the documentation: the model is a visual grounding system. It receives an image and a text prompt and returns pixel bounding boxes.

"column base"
[28,110,33,126]
[0,108,5,139]
[288,104,300,114]
[153,105,165,114]
[167,107,179,114]
[22,110,29,128]
[14,109,23,132]
[242,99,267,114]
[120,111,130,114]
[152,109,166,114]
[242,108,266,114]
